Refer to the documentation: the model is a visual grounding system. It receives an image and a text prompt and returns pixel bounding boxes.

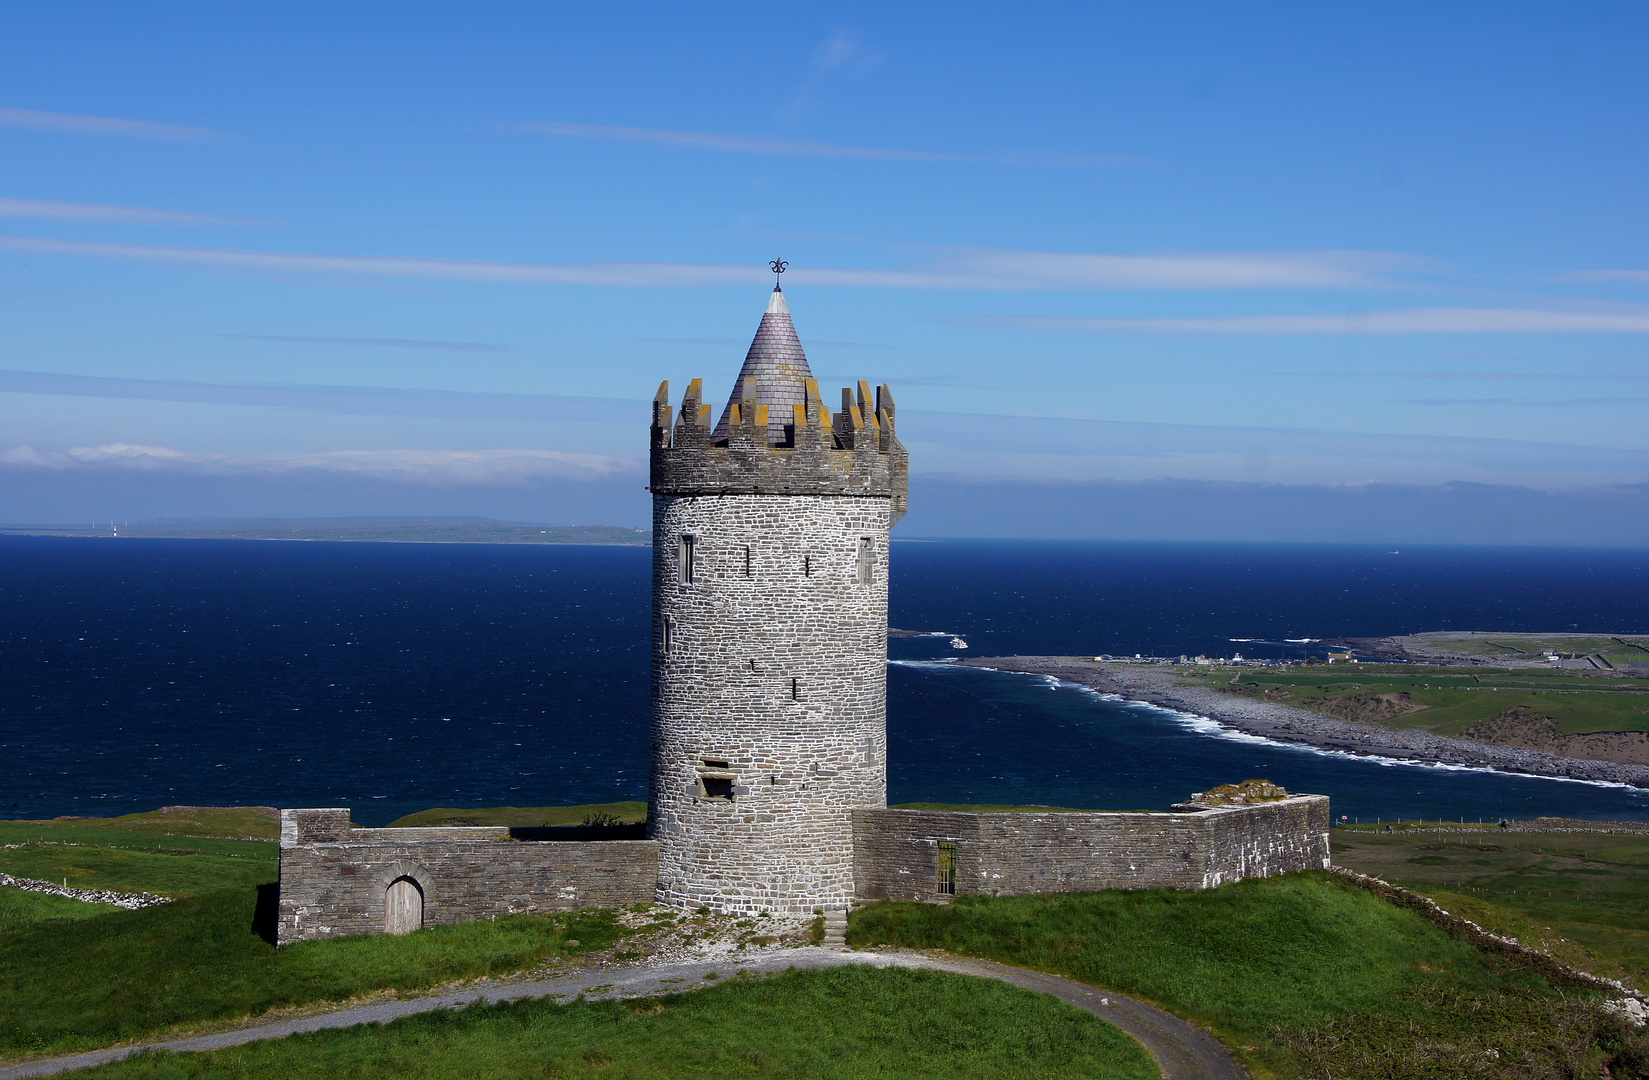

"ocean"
[3,536,1647,826]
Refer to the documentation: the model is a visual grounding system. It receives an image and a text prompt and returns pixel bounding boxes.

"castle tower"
[647,284,908,914]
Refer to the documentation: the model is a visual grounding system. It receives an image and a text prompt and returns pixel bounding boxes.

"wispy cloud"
[518,120,1141,168]
[1570,270,1649,285]
[929,248,1410,289]
[1259,371,1649,382]
[222,335,510,353]
[0,106,217,142]
[1398,397,1649,407]
[0,197,257,226]
[0,235,1403,292]
[0,369,637,424]
[0,443,641,485]
[962,306,1649,335]
[0,235,766,286]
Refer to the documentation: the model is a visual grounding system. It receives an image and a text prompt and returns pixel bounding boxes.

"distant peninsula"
[0,517,650,545]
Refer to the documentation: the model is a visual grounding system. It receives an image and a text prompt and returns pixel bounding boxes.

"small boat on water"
[950,636,969,650]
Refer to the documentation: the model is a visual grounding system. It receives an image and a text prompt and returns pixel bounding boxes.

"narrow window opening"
[701,758,730,769]
[678,534,696,584]
[937,841,957,896]
[662,614,675,653]
[856,537,873,585]
[742,545,752,578]
[701,776,734,800]
[803,554,811,577]
[790,677,800,701]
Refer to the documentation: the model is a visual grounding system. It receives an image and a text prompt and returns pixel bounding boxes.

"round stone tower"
[647,285,908,914]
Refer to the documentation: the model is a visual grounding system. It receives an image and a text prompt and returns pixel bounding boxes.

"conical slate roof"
[713,285,814,443]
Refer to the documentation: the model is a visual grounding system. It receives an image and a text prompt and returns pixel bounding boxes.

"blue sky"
[2,3,1648,537]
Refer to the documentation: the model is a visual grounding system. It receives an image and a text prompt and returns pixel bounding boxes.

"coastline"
[957,656,1649,789]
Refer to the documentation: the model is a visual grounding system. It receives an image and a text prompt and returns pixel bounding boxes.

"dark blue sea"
[3,536,1648,826]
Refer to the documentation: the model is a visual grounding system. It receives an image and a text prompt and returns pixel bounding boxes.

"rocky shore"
[958,656,1649,789]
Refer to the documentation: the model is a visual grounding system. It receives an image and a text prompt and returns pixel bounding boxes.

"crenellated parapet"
[650,376,909,525]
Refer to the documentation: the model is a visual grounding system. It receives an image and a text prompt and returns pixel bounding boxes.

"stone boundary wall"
[852,796,1330,902]
[1331,867,1642,999]
[277,810,658,944]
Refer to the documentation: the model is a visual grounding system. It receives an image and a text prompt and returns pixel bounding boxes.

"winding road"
[0,948,1246,1080]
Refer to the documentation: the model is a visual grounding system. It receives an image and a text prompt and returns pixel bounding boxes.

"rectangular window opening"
[742,545,752,578]
[790,677,800,701]
[803,554,811,577]
[701,758,730,769]
[701,776,734,800]
[856,537,873,585]
[678,534,696,584]
[662,614,675,653]
[937,841,957,896]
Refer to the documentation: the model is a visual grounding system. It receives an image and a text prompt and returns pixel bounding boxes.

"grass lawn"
[848,872,1648,1079]
[1182,664,1649,736]
[0,843,277,898]
[385,802,649,828]
[0,807,280,842]
[1332,824,1649,988]
[65,966,1158,1080]
[0,888,113,933]
[0,887,632,1060]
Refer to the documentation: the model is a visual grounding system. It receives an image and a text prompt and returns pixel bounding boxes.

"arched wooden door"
[385,876,423,935]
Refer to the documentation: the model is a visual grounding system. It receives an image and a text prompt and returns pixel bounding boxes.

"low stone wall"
[277,809,659,944]
[852,795,1330,902]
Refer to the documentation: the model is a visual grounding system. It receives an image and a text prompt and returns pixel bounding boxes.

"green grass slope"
[0,844,276,898]
[0,888,112,933]
[1194,666,1649,736]
[0,807,279,841]
[1333,825,1649,988]
[70,966,1157,1080]
[0,888,629,1060]
[848,873,1646,1079]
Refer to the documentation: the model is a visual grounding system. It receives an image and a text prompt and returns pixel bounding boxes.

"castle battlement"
[650,376,908,523]
[647,284,907,525]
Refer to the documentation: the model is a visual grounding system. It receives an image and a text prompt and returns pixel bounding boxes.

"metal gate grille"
[937,841,957,896]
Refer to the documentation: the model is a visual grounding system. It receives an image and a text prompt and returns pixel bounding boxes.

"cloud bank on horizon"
[1,6,1646,541]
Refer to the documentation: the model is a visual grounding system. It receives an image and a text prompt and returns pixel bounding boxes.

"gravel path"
[0,947,1244,1080]
[959,656,1649,788]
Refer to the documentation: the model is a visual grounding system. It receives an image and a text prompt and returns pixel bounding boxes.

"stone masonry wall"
[277,810,658,944]
[852,796,1330,902]
[650,493,890,915]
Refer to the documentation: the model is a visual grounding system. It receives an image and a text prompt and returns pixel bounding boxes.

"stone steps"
[821,908,848,948]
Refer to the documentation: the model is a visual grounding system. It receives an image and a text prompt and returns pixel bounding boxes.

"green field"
[0,888,633,1060]
[0,888,112,933]
[849,873,1649,1079]
[60,965,1156,1080]
[1,806,280,841]
[1421,634,1649,667]
[1184,664,1649,737]
[385,802,649,828]
[1332,824,1649,988]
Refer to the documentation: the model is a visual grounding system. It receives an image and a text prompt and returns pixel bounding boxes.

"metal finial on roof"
[769,257,787,286]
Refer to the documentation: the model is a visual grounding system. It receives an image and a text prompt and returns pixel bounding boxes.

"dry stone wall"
[852,796,1331,901]
[277,810,657,944]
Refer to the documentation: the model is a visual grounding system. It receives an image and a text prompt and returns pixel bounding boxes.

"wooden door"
[385,877,423,934]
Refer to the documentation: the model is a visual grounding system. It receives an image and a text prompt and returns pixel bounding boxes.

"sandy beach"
[957,656,1649,789]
